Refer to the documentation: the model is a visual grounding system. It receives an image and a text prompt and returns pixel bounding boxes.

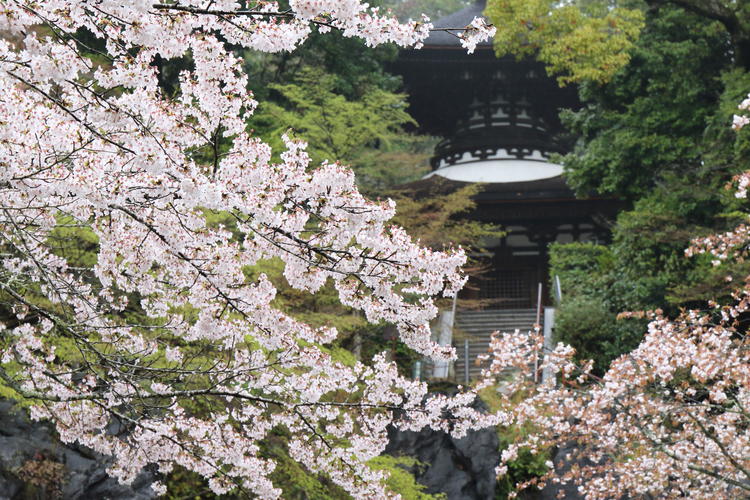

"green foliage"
[606,152,750,309]
[541,3,750,376]
[485,0,644,85]
[702,68,750,170]
[494,444,549,499]
[243,1,478,101]
[252,67,432,192]
[163,439,439,499]
[162,466,218,499]
[609,190,707,308]
[482,0,750,374]
[368,456,445,500]
[266,436,351,500]
[549,179,741,370]
[549,242,644,372]
[390,182,503,253]
[243,2,401,102]
[351,135,437,193]
[163,433,352,500]
[256,67,415,162]
[476,387,551,499]
[47,216,99,268]
[0,217,102,403]
[555,297,634,371]
[561,5,731,199]
[548,241,613,297]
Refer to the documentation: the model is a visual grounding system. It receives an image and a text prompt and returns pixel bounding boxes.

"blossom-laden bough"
[0,1,496,497]
[476,98,750,499]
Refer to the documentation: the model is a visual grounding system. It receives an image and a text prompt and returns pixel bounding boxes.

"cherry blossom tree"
[0,1,496,497]
[477,99,750,499]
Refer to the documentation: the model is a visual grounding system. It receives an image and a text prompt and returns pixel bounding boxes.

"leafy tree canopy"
[253,68,417,174]
[485,0,645,84]
[561,5,733,198]
[522,1,750,377]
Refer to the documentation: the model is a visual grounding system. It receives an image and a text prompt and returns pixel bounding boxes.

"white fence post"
[542,307,556,385]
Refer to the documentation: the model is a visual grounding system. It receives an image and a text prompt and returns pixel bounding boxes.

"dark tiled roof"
[423,1,492,49]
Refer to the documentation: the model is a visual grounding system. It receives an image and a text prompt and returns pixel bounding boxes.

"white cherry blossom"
[0,1,494,497]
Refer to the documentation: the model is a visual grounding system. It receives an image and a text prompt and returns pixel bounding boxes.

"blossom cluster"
[731,94,750,197]
[480,311,750,499]
[475,95,750,498]
[732,93,750,131]
[459,17,497,54]
[0,1,494,497]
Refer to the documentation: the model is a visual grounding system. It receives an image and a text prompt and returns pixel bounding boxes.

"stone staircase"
[452,308,539,382]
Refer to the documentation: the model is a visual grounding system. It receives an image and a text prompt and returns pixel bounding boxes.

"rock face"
[0,400,156,500]
[385,418,500,500]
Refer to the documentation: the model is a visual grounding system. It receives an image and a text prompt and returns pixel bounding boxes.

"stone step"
[456,314,538,321]
[457,326,536,334]
[456,323,537,331]
[457,308,539,315]
[457,322,536,328]
[456,315,538,322]
[456,322,537,331]
[458,311,537,316]
[457,316,537,323]
[457,328,536,334]
[456,318,537,326]
[447,308,540,382]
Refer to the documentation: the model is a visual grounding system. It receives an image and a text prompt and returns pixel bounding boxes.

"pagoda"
[392,1,622,310]
[391,2,624,380]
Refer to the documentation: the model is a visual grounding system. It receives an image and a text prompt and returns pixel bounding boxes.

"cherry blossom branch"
[150,3,482,32]
[0,1,480,496]
[6,72,136,156]
[152,3,294,18]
